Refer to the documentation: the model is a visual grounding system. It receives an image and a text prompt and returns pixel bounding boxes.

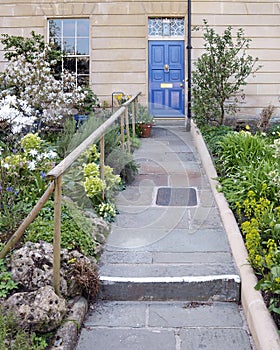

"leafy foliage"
[203,125,280,326]
[1,31,61,65]
[0,306,47,350]
[192,20,259,126]
[0,133,58,236]
[136,104,154,124]
[24,200,98,257]
[0,259,18,298]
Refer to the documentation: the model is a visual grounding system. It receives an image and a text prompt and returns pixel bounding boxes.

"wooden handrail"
[47,91,141,180]
[0,91,141,296]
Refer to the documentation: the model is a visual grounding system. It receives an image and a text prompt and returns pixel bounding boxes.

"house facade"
[0,0,279,120]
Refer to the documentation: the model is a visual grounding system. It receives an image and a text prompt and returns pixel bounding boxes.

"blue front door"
[149,40,185,117]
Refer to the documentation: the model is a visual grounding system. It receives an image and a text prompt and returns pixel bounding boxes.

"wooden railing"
[0,92,141,295]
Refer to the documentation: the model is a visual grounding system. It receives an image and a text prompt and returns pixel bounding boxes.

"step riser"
[99,279,241,301]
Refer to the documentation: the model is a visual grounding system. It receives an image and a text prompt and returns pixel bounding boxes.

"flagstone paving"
[75,121,254,350]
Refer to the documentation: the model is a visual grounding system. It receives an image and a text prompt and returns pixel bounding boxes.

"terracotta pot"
[139,123,152,138]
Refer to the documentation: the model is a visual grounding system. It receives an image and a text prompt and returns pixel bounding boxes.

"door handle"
[164,64,169,72]
[180,83,184,87]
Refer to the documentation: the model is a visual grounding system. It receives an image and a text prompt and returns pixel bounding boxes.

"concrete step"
[76,300,253,350]
[98,251,240,301]
[99,274,240,301]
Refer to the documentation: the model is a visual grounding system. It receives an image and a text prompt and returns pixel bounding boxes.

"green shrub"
[200,125,233,158]
[192,20,259,127]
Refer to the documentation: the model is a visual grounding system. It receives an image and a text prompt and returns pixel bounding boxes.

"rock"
[9,241,68,296]
[9,241,96,298]
[4,286,66,332]
[91,217,110,242]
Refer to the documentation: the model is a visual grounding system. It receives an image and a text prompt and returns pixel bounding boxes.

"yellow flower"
[245,125,250,130]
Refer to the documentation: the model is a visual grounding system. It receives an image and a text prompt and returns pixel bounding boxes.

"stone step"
[98,248,240,302]
[76,300,252,350]
[99,274,240,301]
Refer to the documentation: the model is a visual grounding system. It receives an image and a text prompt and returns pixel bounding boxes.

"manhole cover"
[156,187,197,206]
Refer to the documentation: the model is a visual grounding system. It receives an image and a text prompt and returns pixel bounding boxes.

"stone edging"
[50,297,88,350]
[190,121,280,350]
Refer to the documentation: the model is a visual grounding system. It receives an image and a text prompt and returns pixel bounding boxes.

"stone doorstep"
[98,275,241,302]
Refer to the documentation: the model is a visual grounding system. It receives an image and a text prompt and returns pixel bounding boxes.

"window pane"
[77,38,89,55]
[63,19,75,37]
[77,19,89,37]
[148,18,163,36]
[77,75,89,87]
[77,58,89,74]
[49,19,61,38]
[63,57,76,73]
[149,18,184,37]
[52,38,62,52]
[52,60,62,80]
[63,37,75,54]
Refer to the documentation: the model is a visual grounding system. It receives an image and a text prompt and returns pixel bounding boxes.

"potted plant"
[74,87,99,126]
[136,105,154,138]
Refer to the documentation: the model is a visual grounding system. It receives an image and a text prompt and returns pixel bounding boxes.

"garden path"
[75,120,255,350]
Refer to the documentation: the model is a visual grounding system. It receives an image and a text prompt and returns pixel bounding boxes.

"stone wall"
[0,0,279,119]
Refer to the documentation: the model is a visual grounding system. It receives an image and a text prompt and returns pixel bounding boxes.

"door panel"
[149,40,185,117]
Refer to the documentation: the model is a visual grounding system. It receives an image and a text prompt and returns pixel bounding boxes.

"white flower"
[28,160,36,170]
[45,150,58,160]
[29,149,38,157]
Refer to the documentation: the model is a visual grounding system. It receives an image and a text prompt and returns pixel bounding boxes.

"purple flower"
[40,171,46,179]
[6,186,14,192]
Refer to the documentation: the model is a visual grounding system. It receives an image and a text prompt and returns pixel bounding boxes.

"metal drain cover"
[156,187,197,206]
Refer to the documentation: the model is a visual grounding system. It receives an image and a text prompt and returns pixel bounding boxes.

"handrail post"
[135,96,139,124]
[100,134,105,199]
[125,106,131,153]
[132,100,136,137]
[120,112,125,151]
[53,175,62,296]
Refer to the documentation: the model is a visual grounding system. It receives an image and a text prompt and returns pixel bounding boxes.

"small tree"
[0,32,92,136]
[192,20,260,127]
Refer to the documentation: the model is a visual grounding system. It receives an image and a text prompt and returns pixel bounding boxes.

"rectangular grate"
[156,187,197,206]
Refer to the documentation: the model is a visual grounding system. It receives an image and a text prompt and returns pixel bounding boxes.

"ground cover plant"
[201,124,280,327]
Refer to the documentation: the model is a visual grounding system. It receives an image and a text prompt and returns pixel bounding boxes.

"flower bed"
[201,124,280,327]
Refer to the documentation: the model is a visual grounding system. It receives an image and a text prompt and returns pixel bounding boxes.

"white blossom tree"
[0,34,90,135]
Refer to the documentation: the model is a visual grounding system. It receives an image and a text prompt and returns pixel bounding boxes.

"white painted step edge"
[100,274,240,284]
